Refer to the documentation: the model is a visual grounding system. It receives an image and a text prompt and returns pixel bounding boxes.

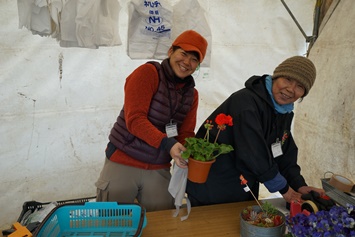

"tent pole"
[280,0,314,43]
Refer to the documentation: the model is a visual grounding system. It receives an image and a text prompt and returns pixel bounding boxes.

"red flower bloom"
[215,113,233,126]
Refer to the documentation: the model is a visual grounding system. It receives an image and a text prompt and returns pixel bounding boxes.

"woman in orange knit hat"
[95,30,208,211]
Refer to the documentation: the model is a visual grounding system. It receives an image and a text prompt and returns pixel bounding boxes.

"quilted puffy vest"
[108,59,195,165]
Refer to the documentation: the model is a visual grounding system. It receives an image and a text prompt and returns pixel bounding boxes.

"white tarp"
[2,0,353,230]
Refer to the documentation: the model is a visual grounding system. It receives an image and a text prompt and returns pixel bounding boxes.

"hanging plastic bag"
[60,0,80,47]
[76,0,122,48]
[60,0,122,48]
[127,0,173,59]
[17,0,52,36]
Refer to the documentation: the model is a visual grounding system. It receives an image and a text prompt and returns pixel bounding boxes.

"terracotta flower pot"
[187,157,215,183]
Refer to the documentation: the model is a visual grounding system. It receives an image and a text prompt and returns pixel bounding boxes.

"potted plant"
[239,175,286,236]
[181,113,234,183]
[284,203,355,237]
[240,201,286,237]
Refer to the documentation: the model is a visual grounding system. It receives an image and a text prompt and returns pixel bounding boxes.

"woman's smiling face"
[168,47,199,79]
[272,77,306,105]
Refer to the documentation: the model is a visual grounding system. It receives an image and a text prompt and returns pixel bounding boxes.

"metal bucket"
[240,205,286,237]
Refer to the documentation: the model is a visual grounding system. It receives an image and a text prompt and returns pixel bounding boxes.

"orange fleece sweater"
[109,63,198,169]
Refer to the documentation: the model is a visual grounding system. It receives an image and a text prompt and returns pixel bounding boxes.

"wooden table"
[142,200,257,237]
[1,199,287,237]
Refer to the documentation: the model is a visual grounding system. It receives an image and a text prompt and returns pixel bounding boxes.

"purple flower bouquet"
[286,204,355,237]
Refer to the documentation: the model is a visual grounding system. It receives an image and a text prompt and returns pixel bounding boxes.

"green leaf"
[182,137,233,162]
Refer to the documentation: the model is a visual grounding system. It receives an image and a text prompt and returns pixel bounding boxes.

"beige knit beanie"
[272,56,316,97]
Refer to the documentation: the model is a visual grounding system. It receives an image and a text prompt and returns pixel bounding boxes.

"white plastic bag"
[76,0,122,48]
[168,162,191,221]
[127,0,173,59]
[60,0,122,48]
[17,0,52,36]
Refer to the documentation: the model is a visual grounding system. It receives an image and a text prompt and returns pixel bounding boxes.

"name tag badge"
[166,121,178,138]
[271,139,283,158]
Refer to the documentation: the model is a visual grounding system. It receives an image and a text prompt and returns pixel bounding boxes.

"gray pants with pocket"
[95,158,174,212]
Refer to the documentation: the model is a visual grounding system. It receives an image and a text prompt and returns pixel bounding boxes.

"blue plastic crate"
[33,202,147,237]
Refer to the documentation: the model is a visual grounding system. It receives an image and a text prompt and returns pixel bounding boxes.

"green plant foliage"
[181,137,233,161]
[262,201,279,216]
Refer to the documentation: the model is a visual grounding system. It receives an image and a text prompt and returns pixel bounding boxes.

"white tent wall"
[294,0,355,191]
[1,0,317,229]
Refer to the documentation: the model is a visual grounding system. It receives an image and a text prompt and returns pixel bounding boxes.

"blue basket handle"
[83,202,143,210]
[83,201,120,208]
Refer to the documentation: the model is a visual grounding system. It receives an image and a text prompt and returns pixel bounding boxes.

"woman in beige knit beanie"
[272,56,316,99]
[186,55,325,208]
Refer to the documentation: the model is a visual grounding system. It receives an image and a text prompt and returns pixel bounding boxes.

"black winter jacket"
[186,75,307,205]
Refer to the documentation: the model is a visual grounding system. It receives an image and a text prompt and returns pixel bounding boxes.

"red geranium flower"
[215,113,233,127]
[213,113,233,143]
[182,113,234,161]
